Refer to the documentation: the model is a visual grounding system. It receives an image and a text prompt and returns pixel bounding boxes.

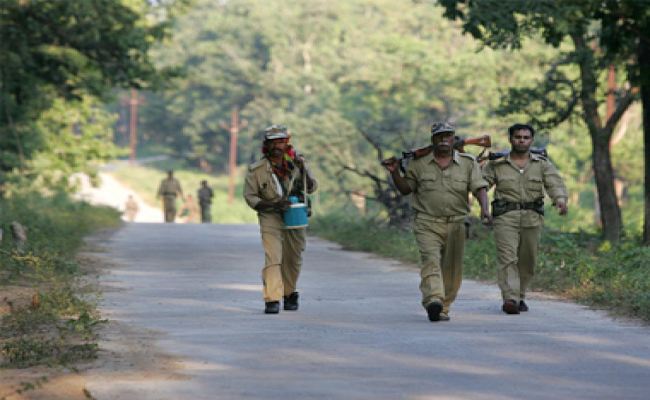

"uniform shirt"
[198,186,213,205]
[244,158,318,226]
[157,177,183,198]
[405,151,487,220]
[483,152,568,227]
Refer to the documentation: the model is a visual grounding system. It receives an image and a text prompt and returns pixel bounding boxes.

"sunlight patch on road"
[208,283,262,292]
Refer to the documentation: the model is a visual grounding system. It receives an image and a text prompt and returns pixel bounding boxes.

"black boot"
[265,301,280,314]
[283,292,299,311]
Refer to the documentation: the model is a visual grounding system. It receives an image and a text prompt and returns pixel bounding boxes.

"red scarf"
[263,144,297,179]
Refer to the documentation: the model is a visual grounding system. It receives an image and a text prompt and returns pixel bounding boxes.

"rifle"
[381,135,492,172]
[483,147,548,161]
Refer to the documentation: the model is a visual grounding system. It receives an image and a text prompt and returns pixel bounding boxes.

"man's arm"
[543,161,568,216]
[470,159,492,223]
[382,157,412,195]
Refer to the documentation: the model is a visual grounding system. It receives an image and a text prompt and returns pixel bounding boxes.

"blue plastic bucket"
[283,196,308,229]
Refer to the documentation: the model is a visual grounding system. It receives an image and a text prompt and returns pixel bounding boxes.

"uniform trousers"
[413,217,465,313]
[162,196,177,223]
[493,219,542,301]
[259,214,306,302]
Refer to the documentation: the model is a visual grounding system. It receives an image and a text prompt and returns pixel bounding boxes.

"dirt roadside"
[0,232,184,400]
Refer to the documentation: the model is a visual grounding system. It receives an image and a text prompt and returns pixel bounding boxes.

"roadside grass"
[310,213,650,322]
[0,192,120,369]
[109,162,256,223]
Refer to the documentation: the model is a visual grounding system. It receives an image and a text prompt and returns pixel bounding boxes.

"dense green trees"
[0,0,177,192]
[438,0,649,243]
[138,0,569,224]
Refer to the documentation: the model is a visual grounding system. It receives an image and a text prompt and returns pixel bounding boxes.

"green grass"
[310,213,650,322]
[0,192,120,368]
[110,161,257,223]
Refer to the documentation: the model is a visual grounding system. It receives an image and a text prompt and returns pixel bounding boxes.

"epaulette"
[248,158,267,171]
[531,152,548,162]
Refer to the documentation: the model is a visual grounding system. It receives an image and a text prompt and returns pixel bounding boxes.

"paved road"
[85,223,650,400]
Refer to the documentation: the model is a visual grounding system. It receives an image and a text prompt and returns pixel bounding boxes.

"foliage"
[0,192,120,368]
[310,212,650,321]
[133,0,555,222]
[438,0,650,242]
[0,0,179,192]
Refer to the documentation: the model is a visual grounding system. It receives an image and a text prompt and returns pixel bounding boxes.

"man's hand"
[294,155,305,169]
[273,199,292,212]
[556,200,568,216]
[481,208,493,226]
[254,199,291,212]
[381,157,400,173]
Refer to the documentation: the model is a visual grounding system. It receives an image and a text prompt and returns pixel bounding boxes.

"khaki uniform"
[483,153,567,301]
[244,158,318,302]
[124,197,139,222]
[405,151,487,313]
[157,177,183,223]
[198,186,214,223]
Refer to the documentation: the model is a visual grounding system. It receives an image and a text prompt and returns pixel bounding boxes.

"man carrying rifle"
[383,121,490,322]
[483,123,568,315]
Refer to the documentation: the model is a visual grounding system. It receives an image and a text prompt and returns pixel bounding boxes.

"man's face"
[432,132,455,154]
[509,129,534,153]
[268,138,288,157]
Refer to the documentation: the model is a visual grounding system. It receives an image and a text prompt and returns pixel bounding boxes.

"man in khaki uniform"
[156,170,184,223]
[197,180,214,223]
[383,122,490,322]
[123,194,139,222]
[244,125,318,314]
[483,123,568,314]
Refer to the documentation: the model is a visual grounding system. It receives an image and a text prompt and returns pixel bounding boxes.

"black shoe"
[426,302,443,322]
[502,299,520,315]
[283,292,299,311]
[519,300,529,312]
[264,301,280,314]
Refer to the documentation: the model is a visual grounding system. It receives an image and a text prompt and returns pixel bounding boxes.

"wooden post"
[228,107,239,204]
[129,89,139,164]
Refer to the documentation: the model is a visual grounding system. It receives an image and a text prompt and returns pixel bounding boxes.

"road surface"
[83,222,650,400]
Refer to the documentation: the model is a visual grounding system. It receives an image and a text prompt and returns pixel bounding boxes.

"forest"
[1,0,648,240]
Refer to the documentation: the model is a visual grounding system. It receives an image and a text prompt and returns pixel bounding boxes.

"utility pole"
[228,107,239,204]
[220,107,247,204]
[129,89,140,164]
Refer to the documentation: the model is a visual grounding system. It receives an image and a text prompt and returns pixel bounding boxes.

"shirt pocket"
[418,173,438,192]
[452,177,469,193]
[498,177,519,192]
[260,176,280,200]
[526,176,544,198]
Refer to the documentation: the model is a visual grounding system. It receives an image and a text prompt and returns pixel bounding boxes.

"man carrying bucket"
[244,125,318,314]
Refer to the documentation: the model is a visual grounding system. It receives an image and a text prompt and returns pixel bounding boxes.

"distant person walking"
[198,180,214,223]
[382,122,490,322]
[156,170,184,223]
[123,194,139,222]
[179,194,200,223]
[483,123,568,314]
[244,125,318,314]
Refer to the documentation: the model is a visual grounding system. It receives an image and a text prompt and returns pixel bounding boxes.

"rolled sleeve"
[482,162,496,189]
[243,172,262,210]
[543,161,568,203]
[469,160,488,193]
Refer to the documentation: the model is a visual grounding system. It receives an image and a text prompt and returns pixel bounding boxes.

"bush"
[0,192,119,368]
[310,213,650,322]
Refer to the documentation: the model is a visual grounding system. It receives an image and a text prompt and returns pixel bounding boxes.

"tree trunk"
[572,33,623,241]
[592,135,623,241]
[639,32,650,245]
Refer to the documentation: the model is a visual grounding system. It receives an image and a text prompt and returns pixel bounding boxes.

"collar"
[425,150,460,165]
